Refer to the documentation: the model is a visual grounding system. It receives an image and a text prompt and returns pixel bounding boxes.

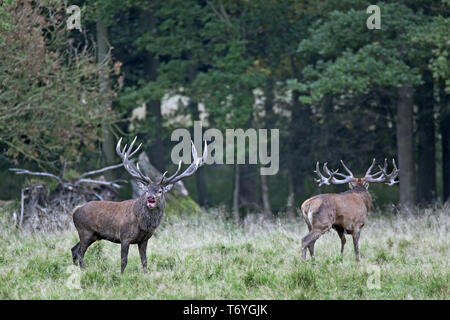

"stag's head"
[314,158,399,190]
[116,137,207,208]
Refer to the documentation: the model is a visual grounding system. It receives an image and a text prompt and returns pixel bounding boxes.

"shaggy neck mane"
[343,185,372,212]
[133,193,161,231]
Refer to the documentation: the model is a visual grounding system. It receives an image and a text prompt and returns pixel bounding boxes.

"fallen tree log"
[9,164,124,232]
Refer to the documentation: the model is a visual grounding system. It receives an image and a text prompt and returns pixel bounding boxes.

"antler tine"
[314,161,355,186]
[159,171,168,184]
[376,158,388,173]
[313,162,331,186]
[135,162,149,180]
[116,137,151,184]
[340,160,354,177]
[160,140,208,186]
[128,140,142,159]
[392,159,398,172]
[191,140,199,163]
[116,137,123,155]
[363,158,383,180]
[160,160,181,184]
[365,158,376,176]
[323,163,339,176]
[386,158,399,178]
[323,160,353,184]
[386,159,399,186]
[322,162,331,176]
[364,158,399,185]
[315,162,348,186]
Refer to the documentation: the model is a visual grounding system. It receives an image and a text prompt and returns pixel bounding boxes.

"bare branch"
[19,188,25,229]
[61,161,67,180]
[9,168,63,184]
[78,163,124,179]
[75,178,126,189]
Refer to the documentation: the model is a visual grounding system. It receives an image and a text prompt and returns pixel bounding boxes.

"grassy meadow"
[0,206,448,299]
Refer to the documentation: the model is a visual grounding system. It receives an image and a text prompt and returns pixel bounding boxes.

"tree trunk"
[288,55,313,204]
[440,89,450,202]
[188,101,209,207]
[260,77,274,217]
[147,99,165,171]
[260,174,271,217]
[397,86,416,207]
[239,163,261,213]
[416,72,436,205]
[97,9,115,180]
[232,163,240,222]
[143,8,165,171]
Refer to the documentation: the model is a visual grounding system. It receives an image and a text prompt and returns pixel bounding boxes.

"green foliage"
[0,0,14,36]
[293,2,429,104]
[165,190,202,216]
[0,1,114,170]
[2,0,449,211]
[412,15,450,93]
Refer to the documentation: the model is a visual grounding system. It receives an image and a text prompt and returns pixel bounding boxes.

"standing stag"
[300,159,399,261]
[71,137,208,274]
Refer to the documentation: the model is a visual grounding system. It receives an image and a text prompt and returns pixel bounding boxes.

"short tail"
[300,201,313,231]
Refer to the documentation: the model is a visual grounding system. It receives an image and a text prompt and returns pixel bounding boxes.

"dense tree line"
[1,0,449,215]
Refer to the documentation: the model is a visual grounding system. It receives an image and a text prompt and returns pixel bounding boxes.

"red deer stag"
[300,159,398,262]
[71,137,207,274]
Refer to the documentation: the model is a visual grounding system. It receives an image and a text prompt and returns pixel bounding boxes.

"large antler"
[160,140,207,186]
[363,158,399,186]
[314,160,355,186]
[116,136,152,184]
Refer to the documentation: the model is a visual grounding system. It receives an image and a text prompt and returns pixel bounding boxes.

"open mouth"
[147,197,157,208]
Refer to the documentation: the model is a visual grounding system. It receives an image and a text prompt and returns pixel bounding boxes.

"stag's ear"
[162,184,174,193]
[364,182,370,189]
[136,180,147,191]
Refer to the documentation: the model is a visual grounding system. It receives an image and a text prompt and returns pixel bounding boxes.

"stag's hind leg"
[302,229,325,260]
[71,242,80,265]
[338,231,346,255]
[352,229,361,262]
[333,226,346,256]
[307,239,317,258]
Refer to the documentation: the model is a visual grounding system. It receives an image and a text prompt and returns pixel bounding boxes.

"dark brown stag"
[300,159,399,262]
[71,137,207,274]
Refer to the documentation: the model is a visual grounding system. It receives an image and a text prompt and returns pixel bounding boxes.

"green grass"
[0,206,448,299]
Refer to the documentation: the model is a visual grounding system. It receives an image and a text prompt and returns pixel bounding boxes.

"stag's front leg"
[138,240,148,274]
[120,242,130,274]
[352,229,361,262]
[337,230,346,255]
